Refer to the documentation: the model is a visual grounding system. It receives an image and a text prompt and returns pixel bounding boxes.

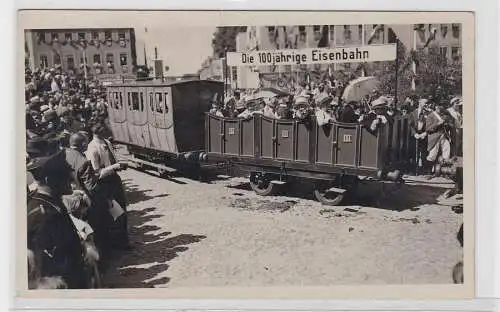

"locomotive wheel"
[249,173,278,196]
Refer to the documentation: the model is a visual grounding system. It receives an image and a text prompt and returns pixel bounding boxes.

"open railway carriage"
[106,80,224,172]
[205,114,412,205]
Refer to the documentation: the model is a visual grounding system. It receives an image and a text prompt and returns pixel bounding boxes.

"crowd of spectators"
[25,66,128,289]
[210,77,463,184]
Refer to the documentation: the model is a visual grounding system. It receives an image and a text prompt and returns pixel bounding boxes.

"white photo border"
[3,0,499,310]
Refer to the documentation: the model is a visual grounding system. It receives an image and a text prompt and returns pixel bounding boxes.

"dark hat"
[26,136,49,157]
[43,109,58,122]
[26,137,61,171]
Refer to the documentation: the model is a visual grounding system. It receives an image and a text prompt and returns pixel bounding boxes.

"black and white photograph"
[18,10,474,299]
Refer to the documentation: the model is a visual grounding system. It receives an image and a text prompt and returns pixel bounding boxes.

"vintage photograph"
[20,11,472,296]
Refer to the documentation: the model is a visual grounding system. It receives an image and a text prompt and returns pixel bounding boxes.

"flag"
[424,27,437,48]
[367,24,384,44]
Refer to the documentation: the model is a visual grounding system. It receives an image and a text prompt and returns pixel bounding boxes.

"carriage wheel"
[249,172,278,196]
[313,177,357,206]
[313,186,345,206]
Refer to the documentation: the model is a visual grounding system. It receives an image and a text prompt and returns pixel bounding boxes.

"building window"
[440,25,448,38]
[39,55,48,68]
[452,24,460,39]
[118,31,126,40]
[65,32,73,42]
[106,53,114,73]
[344,25,351,41]
[104,31,112,41]
[452,47,461,61]
[358,25,363,42]
[36,32,45,43]
[313,25,321,32]
[119,53,128,66]
[440,47,448,58]
[93,54,101,64]
[329,25,335,41]
[51,32,59,41]
[267,26,275,32]
[231,67,238,82]
[77,32,86,41]
[53,54,61,65]
[66,55,75,69]
[91,31,99,40]
[298,26,307,42]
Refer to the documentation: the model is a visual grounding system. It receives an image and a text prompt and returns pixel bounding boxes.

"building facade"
[25,28,138,78]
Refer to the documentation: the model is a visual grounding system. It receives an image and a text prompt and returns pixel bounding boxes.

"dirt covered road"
[101,167,463,288]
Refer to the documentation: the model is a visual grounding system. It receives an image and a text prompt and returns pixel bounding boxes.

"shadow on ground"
[122,178,171,205]
[225,179,449,212]
[101,182,206,288]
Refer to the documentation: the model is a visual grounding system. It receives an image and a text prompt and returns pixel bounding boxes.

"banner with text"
[226,44,397,67]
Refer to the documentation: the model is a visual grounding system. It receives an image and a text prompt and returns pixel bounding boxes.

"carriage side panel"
[147,86,177,153]
[295,121,312,163]
[125,88,141,147]
[275,120,294,161]
[316,123,334,165]
[223,119,240,156]
[260,116,274,159]
[359,127,380,169]
[240,117,255,157]
[334,124,358,167]
[207,115,222,154]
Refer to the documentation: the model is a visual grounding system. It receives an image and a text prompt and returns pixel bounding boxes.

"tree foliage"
[372,41,462,105]
[212,26,248,58]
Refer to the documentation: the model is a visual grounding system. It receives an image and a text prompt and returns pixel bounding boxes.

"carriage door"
[137,86,150,148]
[146,87,159,150]
[126,88,147,148]
[333,124,358,167]
[109,87,128,143]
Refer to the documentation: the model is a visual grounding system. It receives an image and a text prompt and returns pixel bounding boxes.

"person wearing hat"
[447,96,463,157]
[26,137,87,289]
[408,98,431,175]
[276,97,292,120]
[263,97,279,119]
[292,95,311,120]
[359,97,392,134]
[86,123,131,250]
[338,100,358,124]
[222,96,237,118]
[315,93,334,127]
[209,101,225,117]
[65,132,126,252]
[425,104,454,175]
